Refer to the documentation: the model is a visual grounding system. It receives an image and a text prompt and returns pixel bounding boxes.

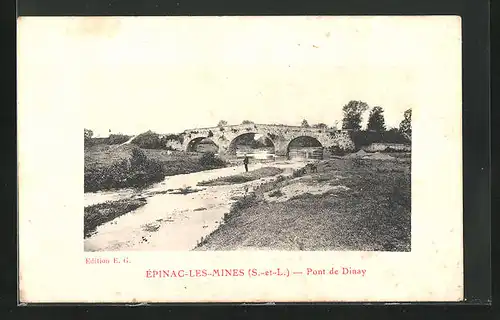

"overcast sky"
[19,16,461,137]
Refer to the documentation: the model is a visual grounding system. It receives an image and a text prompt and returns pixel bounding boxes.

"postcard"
[17,16,463,303]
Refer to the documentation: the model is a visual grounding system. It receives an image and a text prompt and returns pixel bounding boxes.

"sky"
[18,16,461,137]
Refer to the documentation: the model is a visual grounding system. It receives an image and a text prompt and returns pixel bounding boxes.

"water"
[84,161,305,251]
[235,149,276,160]
[288,147,324,160]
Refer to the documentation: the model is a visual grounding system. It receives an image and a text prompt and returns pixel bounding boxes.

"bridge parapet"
[171,124,353,156]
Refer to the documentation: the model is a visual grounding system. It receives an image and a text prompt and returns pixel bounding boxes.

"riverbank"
[84,198,147,238]
[195,154,411,251]
[83,149,411,252]
[84,161,305,251]
[197,167,284,186]
[84,144,227,192]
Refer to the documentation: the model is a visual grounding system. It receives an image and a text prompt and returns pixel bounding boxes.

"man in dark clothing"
[243,155,249,172]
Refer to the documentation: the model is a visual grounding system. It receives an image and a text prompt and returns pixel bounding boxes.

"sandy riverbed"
[84,160,305,251]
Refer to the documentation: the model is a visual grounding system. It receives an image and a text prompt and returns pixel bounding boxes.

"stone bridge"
[170,124,354,157]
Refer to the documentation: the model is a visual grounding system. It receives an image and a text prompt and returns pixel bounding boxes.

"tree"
[84,128,94,147]
[367,106,386,132]
[131,130,162,149]
[384,128,408,144]
[217,120,228,127]
[241,120,254,124]
[301,119,310,127]
[341,100,369,130]
[313,123,328,129]
[399,108,412,140]
[84,128,93,140]
[332,120,340,130]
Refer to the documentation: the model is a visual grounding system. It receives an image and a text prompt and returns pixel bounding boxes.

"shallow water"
[84,161,305,251]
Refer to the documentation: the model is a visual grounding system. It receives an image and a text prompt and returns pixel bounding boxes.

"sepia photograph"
[18,16,464,303]
[82,17,412,252]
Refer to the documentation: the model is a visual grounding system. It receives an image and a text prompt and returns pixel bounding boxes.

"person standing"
[243,154,249,172]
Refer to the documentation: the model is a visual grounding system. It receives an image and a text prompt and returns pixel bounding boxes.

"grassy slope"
[84,145,227,192]
[195,155,411,251]
[84,198,147,237]
[85,144,224,175]
[84,144,135,170]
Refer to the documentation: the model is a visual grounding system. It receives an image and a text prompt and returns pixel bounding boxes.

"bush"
[230,192,258,212]
[84,129,94,147]
[132,130,163,149]
[162,134,184,145]
[329,131,355,154]
[198,152,226,168]
[382,129,410,144]
[275,175,286,183]
[292,167,307,178]
[268,189,284,198]
[84,147,166,192]
[329,146,348,156]
[130,147,148,167]
[219,193,260,223]
[349,130,381,149]
[349,130,409,150]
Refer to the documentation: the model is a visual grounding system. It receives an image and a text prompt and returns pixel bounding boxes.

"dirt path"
[84,161,305,251]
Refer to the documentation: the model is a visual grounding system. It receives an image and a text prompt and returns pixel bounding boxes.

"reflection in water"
[288,147,324,160]
[235,149,276,160]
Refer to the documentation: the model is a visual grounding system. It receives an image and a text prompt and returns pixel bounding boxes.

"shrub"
[348,129,409,149]
[199,152,226,168]
[382,129,410,144]
[275,175,286,183]
[230,192,258,212]
[84,129,94,147]
[349,130,381,149]
[162,134,184,151]
[329,131,355,154]
[84,147,166,192]
[218,193,260,224]
[163,134,184,144]
[385,146,411,153]
[328,146,348,156]
[130,147,148,167]
[268,189,284,198]
[289,192,316,201]
[132,130,163,149]
[292,167,307,178]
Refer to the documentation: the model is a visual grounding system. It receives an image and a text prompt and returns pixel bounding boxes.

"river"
[84,160,306,251]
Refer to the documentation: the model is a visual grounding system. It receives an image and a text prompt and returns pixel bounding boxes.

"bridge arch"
[286,136,324,160]
[186,137,219,153]
[227,132,275,155]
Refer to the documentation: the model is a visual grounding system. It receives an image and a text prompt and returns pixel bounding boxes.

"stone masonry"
[169,124,354,156]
